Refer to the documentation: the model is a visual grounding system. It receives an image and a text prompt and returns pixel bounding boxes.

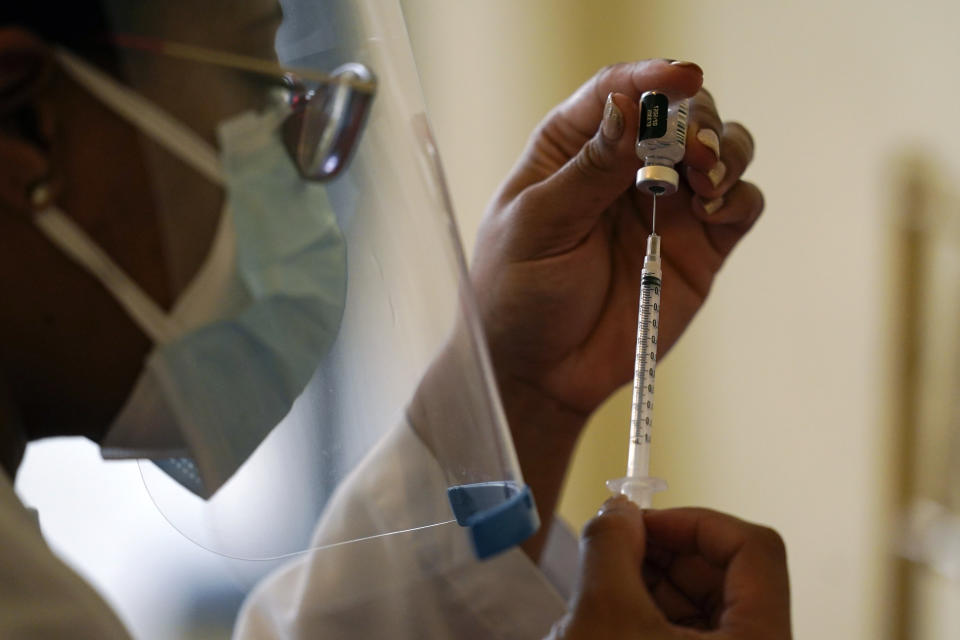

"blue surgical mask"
[37,50,347,498]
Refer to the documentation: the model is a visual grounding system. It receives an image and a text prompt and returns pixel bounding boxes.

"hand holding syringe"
[607,91,689,507]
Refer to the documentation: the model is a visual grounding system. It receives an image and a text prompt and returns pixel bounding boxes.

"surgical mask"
[36,49,347,498]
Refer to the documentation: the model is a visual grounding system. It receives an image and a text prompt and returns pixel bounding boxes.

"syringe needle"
[652,193,658,234]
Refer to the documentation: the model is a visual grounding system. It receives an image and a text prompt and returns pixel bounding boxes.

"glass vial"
[635,91,689,196]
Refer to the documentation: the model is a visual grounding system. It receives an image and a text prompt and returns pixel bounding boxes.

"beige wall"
[405,1,960,638]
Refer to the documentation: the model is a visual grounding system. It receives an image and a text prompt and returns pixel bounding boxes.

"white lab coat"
[234,420,575,639]
[0,420,574,639]
[0,470,132,639]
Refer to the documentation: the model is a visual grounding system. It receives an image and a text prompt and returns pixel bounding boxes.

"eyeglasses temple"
[111,34,377,94]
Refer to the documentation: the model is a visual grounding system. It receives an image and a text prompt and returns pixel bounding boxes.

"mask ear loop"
[21,49,221,345]
[32,202,181,344]
[54,48,223,185]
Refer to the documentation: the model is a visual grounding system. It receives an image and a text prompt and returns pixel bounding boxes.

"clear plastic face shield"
[29,0,536,563]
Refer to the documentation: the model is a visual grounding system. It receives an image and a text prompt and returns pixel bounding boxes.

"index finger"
[642,508,780,565]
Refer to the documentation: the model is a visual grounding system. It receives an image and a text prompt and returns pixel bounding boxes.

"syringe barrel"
[627,258,661,478]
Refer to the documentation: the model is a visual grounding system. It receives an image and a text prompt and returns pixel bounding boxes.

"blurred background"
[14,0,960,638]
[404,0,960,638]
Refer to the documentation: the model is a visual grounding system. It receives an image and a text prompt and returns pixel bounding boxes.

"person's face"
[0,2,284,442]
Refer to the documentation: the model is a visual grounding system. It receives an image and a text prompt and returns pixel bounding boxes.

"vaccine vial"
[635,91,689,196]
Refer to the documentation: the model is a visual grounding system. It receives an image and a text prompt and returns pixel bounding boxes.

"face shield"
[31,0,536,562]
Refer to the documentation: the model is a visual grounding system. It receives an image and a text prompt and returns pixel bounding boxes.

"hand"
[548,497,792,640]
[472,59,762,420]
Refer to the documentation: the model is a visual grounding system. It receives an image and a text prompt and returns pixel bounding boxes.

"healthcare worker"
[0,0,780,639]
[234,2,772,638]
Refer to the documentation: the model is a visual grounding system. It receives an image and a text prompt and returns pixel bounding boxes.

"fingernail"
[707,161,726,188]
[599,495,629,515]
[669,59,700,70]
[702,196,724,215]
[602,92,624,141]
[696,128,721,159]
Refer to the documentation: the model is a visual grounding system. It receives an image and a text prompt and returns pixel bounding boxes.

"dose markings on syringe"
[629,275,661,450]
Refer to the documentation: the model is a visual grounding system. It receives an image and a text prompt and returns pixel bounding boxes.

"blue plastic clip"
[447,482,539,559]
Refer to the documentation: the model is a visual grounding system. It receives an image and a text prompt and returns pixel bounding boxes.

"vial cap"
[636,165,679,196]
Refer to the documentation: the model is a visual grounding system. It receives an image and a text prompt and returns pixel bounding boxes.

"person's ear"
[0,28,59,216]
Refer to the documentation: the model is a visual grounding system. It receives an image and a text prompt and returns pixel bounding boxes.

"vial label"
[673,101,689,147]
[636,93,690,168]
[638,92,669,141]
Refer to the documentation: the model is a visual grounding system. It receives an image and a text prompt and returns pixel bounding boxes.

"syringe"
[606,194,667,507]
[606,90,689,507]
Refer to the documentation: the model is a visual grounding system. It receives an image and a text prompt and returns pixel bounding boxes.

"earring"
[29,180,53,210]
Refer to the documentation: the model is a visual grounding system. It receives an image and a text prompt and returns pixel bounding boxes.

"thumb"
[510,92,641,257]
[564,496,669,636]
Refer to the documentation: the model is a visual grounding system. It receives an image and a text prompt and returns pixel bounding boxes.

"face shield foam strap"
[447,482,538,559]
